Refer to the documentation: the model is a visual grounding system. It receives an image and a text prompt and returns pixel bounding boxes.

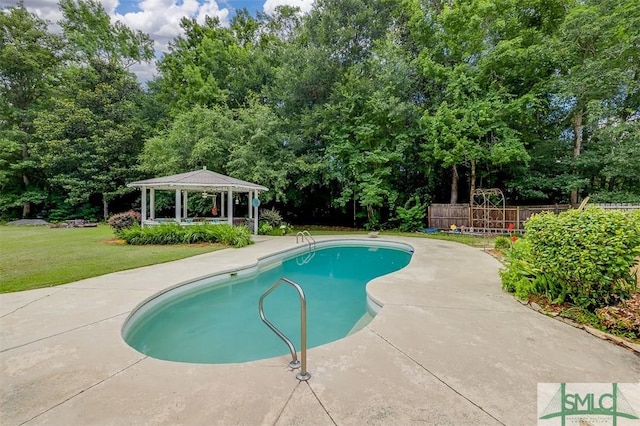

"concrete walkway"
[1,236,638,425]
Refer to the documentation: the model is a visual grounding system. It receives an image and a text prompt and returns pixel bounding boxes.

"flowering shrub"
[108,210,141,236]
[500,208,640,310]
[259,208,283,227]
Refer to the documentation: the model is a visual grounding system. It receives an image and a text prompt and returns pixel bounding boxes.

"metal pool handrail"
[258,277,311,381]
[295,230,316,251]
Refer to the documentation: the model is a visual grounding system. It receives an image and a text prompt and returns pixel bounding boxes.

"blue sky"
[115,0,267,16]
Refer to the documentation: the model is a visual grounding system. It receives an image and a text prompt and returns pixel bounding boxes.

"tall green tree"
[550,0,640,205]
[0,2,61,218]
[422,70,529,203]
[139,105,239,177]
[59,0,153,69]
[416,0,533,203]
[34,61,148,219]
[156,15,275,114]
[322,38,424,227]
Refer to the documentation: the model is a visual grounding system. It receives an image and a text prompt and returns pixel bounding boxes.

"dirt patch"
[103,239,127,245]
[484,248,505,260]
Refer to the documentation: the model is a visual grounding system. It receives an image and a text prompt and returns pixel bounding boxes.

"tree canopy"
[2,0,639,226]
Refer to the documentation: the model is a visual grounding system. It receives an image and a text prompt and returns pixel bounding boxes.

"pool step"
[348,312,374,335]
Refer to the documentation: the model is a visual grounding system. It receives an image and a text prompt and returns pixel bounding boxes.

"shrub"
[258,222,273,235]
[500,239,539,297]
[394,197,426,232]
[500,208,640,310]
[108,210,141,236]
[259,208,283,227]
[494,236,511,250]
[120,223,253,247]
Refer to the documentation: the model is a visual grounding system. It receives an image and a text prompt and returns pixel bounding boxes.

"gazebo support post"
[220,192,225,219]
[227,189,233,225]
[175,189,181,223]
[247,193,252,219]
[183,191,188,219]
[150,189,155,220]
[253,190,259,235]
[141,188,147,225]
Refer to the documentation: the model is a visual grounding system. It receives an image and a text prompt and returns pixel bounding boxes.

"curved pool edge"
[121,238,415,359]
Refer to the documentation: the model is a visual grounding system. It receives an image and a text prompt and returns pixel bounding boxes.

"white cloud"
[4,0,64,32]
[113,0,230,52]
[263,0,313,15]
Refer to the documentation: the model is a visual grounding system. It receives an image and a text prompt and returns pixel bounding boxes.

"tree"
[416,0,533,203]
[34,60,147,219]
[156,15,275,114]
[59,0,153,69]
[549,0,640,205]
[322,38,424,228]
[140,101,292,203]
[423,70,528,203]
[139,105,239,177]
[0,2,61,218]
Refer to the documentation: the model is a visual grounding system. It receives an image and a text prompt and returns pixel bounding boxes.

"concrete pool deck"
[1,236,639,425]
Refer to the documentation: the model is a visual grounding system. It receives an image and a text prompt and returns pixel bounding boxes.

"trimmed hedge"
[500,208,640,310]
[119,223,253,248]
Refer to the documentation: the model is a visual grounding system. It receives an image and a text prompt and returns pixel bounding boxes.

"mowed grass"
[297,225,497,248]
[0,225,224,293]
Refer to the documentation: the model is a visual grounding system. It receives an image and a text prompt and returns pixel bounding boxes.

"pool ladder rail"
[295,230,316,265]
[258,277,311,381]
[295,230,316,251]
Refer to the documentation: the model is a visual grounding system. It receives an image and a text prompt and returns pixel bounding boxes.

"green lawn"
[296,226,497,248]
[0,225,224,293]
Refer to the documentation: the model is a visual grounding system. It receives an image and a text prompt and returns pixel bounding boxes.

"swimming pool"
[122,240,413,364]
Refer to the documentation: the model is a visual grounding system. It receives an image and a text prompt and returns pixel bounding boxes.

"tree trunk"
[21,144,30,218]
[102,197,109,220]
[469,159,476,203]
[353,195,357,228]
[570,111,583,207]
[450,165,459,204]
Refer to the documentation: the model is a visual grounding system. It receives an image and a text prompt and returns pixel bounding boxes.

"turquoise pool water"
[123,243,412,364]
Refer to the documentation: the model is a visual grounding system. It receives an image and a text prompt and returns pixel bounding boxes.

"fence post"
[516,206,520,230]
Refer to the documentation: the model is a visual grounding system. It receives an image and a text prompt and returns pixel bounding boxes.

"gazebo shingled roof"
[128,169,268,192]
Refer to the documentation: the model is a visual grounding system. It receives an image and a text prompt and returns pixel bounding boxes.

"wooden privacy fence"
[427,204,571,231]
[428,203,640,231]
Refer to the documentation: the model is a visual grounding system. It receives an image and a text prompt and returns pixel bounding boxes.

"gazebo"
[127,168,268,234]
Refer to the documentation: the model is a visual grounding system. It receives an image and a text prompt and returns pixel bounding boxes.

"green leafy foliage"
[120,223,253,247]
[494,237,511,250]
[258,222,274,235]
[0,3,61,218]
[393,196,426,232]
[59,0,154,69]
[500,208,640,310]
